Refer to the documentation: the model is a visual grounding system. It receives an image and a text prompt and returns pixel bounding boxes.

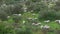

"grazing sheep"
[40,25,50,29]
[43,25,50,29]
[13,14,22,16]
[55,20,60,24]
[32,22,41,26]
[44,20,50,23]
[41,25,50,34]
[55,20,59,22]
[32,22,40,25]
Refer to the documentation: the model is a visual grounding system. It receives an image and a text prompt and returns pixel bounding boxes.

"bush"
[0,11,8,21]
[15,27,32,34]
[38,11,56,20]
[0,21,14,34]
[55,12,60,19]
[12,14,22,23]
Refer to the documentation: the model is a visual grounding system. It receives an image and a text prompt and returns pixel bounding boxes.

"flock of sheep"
[6,13,60,30]
[22,19,60,30]
[32,20,60,29]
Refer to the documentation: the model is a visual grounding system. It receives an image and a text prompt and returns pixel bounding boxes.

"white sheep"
[40,25,50,29]
[43,25,50,29]
[55,20,60,24]
[13,14,22,16]
[32,22,41,26]
[44,20,50,23]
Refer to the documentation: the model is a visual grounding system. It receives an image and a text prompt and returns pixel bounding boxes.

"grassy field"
[0,12,60,34]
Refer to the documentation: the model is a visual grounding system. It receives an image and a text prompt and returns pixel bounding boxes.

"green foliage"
[0,0,60,34]
[0,11,8,21]
[39,11,56,20]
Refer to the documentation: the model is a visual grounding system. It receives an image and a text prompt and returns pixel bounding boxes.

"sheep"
[40,25,50,34]
[13,14,22,16]
[43,25,50,29]
[27,18,32,20]
[55,20,60,24]
[44,20,50,23]
[40,25,50,29]
[32,22,41,26]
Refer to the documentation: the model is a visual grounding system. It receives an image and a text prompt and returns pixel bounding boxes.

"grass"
[22,12,60,34]
[0,12,60,34]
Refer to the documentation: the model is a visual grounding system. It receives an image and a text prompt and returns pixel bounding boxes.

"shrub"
[0,11,8,21]
[55,12,60,19]
[38,11,56,20]
[12,14,22,23]
[15,27,32,34]
[0,22,14,34]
